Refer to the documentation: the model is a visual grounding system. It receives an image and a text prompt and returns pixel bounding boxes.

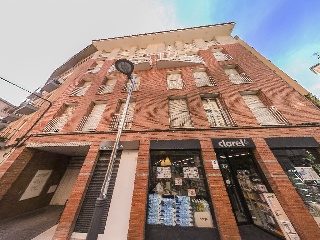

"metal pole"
[86,75,136,240]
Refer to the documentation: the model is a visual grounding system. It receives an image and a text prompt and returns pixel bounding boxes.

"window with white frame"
[122,75,140,92]
[97,77,117,94]
[242,93,287,125]
[87,61,104,74]
[109,101,136,130]
[70,80,92,96]
[224,66,253,84]
[167,71,183,90]
[43,104,76,132]
[193,69,215,87]
[76,102,107,132]
[169,98,193,128]
[212,48,233,61]
[201,96,236,127]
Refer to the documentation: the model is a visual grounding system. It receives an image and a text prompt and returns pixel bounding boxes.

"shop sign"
[294,167,320,181]
[212,138,255,149]
[263,193,300,240]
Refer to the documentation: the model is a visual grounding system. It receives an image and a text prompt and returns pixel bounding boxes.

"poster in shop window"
[183,167,199,178]
[294,167,320,181]
[157,167,171,178]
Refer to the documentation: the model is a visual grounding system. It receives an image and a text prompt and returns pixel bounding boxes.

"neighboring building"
[1,22,320,240]
[0,97,16,131]
[311,63,320,75]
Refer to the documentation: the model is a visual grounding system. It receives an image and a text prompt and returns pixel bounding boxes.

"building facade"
[1,23,320,240]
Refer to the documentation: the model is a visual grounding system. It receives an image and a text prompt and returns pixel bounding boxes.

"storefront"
[145,140,219,240]
[265,137,320,227]
[212,138,286,239]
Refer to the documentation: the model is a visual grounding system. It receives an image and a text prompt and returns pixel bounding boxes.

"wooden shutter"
[242,94,280,125]
[167,73,183,89]
[81,103,107,131]
[169,99,193,128]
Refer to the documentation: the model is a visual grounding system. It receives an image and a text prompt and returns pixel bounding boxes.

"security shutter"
[43,105,75,132]
[167,73,183,89]
[202,98,232,127]
[242,94,280,125]
[169,99,193,128]
[97,79,117,94]
[79,103,107,132]
[70,81,91,96]
[110,102,136,130]
[193,70,215,87]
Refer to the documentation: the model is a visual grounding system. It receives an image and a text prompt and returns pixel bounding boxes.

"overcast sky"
[1,0,319,106]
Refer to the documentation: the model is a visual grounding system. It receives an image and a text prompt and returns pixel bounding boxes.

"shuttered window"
[87,61,104,74]
[97,78,117,94]
[169,98,193,128]
[201,97,236,127]
[242,94,283,125]
[76,102,107,132]
[122,75,140,92]
[212,51,233,61]
[70,81,92,96]
[43,105,76,132]
[167,72,183,90]
[193,70,215,87]
[224,68,253,84]
[110,101,136,130]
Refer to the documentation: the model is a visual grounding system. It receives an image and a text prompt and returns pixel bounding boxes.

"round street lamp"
[86,59,136,240]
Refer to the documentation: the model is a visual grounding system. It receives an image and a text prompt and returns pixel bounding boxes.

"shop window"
[169,98,193,128]
[122,75,140,92]
[76,102,107,132]
[241,92,288,125]
[97,77,117,94]
[223,65,253,84]
[272,148,320,225]
[109,100,135,130]
[201,95,236,127]
[70,79,92,97]
[193,68,215,87]
[147,150,215,228]
[43,104,76,132]
[167,71,183,90]
[216,148,284,238]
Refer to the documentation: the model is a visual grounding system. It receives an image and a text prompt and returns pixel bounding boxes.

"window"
[272,148,320,225]
[109,101,136,130]
[193,69,215,87]
[43,104,76,132]
[87,61,104,74]
[76,102,107,132]
[212,48,233,61]
[201,95,236,127]
[70,79,92,96]
[122,75,140,92]
[167,71,183,90]
[97,77,117,94]
[147,150,215,229]
[241,92,288,125]
[169,98,193,128]
[224,66,253,84]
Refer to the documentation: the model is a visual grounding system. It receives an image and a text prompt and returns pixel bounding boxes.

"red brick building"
[1,22,320,240]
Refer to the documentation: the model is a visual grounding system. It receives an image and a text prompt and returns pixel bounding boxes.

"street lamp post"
[86,59,135,240]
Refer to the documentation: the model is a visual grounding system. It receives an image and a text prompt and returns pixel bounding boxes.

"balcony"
[3,113,21,122]
[130,56,152,71]
[156,53,204,69]
[228,73,253,84]
[42,77,61,92]
[0,119,9,130]
[16,102,39,115]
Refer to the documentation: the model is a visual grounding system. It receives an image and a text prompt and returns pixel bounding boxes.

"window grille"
[193,70,215,87]
[201,97,236,127]
[242,94,287,125]
[169,99,193,128]
[122,76,140,92]
[224,68,253,84]
[76,103,107,132]
[167,72,183,90]
[43,105,76,132]
[70,81,91,96]
[97,78,117,94]
[109,102,136,130]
